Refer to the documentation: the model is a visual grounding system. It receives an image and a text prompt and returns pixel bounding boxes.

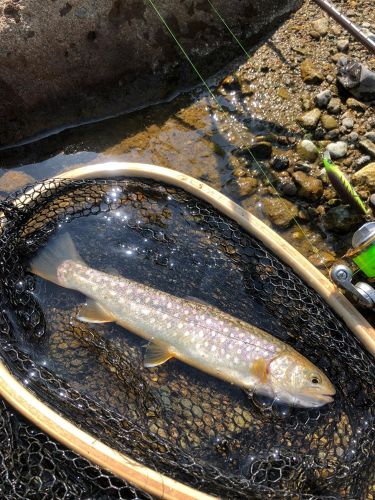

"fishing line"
[146,0,330,273]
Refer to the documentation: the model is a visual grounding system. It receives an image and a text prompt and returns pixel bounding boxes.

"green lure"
[323,157,368,216]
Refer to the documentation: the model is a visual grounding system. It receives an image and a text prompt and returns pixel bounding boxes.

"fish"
[30,233,336,408]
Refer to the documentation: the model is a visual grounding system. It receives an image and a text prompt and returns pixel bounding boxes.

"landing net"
[0,177,373,498]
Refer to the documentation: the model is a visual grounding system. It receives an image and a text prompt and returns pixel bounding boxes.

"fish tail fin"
[30,232,84,287]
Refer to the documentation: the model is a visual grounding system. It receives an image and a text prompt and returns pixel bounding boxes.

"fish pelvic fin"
[252,358,269,385]
[30,232,84,287]
[144,341,174,368]
[77,299,114,324]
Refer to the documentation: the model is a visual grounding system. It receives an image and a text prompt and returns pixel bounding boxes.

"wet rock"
[315,89,332,109]
[337,58,375,101]
[248,142,273,160]
[327,97,342,115]
[353,163,375,189]
[323,206,363,233]
[311,17,329,37]
[300,59,324,84]
[270,156,289,171]
[326,141,348,159]
[292,171,323,201]
[297,108,321,129]
[321,114,338,130]
[297,139,319,161]
[0,171,35,193]
[237,177,258,196]
[359,139,375,158]
[262,197,298,228]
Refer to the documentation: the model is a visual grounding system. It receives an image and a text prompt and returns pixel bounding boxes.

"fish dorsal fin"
[252,358,269,384]
[77,299,114,323]
[144,341,174,368]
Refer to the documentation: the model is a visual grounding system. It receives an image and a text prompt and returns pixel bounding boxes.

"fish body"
[31,233,335,408]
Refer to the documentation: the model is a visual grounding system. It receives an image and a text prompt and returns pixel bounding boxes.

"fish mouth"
[317,393,335,404]
[292,391,335,408]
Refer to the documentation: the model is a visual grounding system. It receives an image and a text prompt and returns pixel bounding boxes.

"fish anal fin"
[77,299,114,324]
[144,342,174,368]
[252,358,269,384]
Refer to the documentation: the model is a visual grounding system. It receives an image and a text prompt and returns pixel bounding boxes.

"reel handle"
[331,264,375,309]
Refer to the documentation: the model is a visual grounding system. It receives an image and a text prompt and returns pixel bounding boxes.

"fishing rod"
[312,0,375,55]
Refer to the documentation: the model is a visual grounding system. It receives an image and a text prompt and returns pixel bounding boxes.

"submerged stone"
[262,197,298,228]
[323,206,363,233]
[292,171,323,201]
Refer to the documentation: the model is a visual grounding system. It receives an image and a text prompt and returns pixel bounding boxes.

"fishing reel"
[331,222,375,309]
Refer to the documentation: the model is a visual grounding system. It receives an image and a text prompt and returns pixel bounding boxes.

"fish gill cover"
[0,177,373,499]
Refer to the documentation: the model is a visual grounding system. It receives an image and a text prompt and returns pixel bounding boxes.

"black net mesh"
[0,177,373,499]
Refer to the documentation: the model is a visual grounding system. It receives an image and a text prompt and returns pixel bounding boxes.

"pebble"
[346,98,367,111]
[270,156,289,171]
[297,108,321,129]
[300,59,324,84]
[312,17,329,36]
[262,197,299,228]
[353,162,375,189]
[321,114,338,130]
[315,89,332,108]
[237,177,258,196]
[347,131,359,143]
[292,171,324,201]
[248,141,273,160]
[277,175,298,196]
[337,39,349,52]
[326,129,340,140]
[359,139,375,158]
[296,139,319,161]
[327,97,342,114]
[326,141,348,159]
[354,155,371,170]
[342,117,354,130]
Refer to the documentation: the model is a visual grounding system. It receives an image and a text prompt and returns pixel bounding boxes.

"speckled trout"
[31,233,335,408]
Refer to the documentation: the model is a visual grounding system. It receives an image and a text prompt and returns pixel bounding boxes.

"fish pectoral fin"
[77,299,114,324]
[144,342,174,368]
[252,358,269,385]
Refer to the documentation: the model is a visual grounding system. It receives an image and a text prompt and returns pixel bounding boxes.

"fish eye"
[311,375,321,385]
